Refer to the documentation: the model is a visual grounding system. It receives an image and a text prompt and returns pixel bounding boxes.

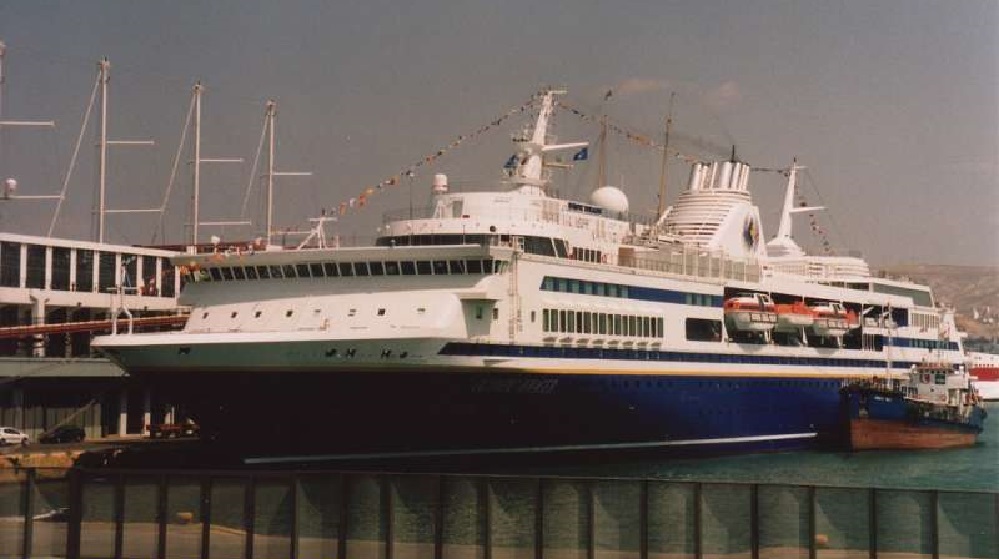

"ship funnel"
[432,173,449,194]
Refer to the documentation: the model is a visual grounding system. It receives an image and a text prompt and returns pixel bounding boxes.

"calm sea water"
[490,403,999,491]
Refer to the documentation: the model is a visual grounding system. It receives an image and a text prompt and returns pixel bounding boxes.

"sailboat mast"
[97,57,109,243]
[265,100,275,247]
[657,92,675,218]
[191,83,202,245]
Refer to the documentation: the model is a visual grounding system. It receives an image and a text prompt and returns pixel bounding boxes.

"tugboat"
[841,363,987,450]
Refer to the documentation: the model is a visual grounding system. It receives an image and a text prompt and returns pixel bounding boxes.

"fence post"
[289,474,299,559]
[113,473,126,559]
[869,488,877,559]
[435,475,445,559]
[808,486,817,559]
[65,468,83,559]
[587,480,595,559]
[383,475,393,559]
[244,476,255,559]
[640,480,649,559]
[200,477,212,559]
[930,490,939,559]
[479,478,491,559]
[156,474,167,559]
[694,483,703,559]
[535,478,544,559]
[750,484,759,559]
[21,467,35,559]
[337,474,349,559]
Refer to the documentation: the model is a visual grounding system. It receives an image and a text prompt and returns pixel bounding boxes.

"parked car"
[0,427,29,446]
[39,425,86,444]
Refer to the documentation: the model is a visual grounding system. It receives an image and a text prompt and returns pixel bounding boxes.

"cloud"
[703,80,742,111]
[613,78,668,97]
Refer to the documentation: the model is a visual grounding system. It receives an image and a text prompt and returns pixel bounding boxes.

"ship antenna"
[656,91,676,218]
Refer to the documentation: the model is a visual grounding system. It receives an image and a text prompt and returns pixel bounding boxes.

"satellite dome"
[590,186,629,213]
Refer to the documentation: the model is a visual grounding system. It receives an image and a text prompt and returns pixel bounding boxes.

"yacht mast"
[262,100,311,248]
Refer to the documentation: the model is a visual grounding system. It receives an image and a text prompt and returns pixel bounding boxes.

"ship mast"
[656,92,675,218]
[511,88,586,195]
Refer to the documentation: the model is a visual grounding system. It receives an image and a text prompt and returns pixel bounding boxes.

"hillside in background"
[877,264,999,340]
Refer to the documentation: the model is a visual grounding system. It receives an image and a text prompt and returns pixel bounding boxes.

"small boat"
[773,300,814,332]
[809,302,858,337]
[723,293,777,332]
[841,363,988,450]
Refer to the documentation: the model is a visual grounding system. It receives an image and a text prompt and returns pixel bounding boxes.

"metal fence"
[0,467,996,559]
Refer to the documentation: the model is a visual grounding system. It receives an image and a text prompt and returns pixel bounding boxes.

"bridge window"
[401,261,416,276]
[370,262,385,276]
[433,260,448,275]
[245,266,258,280]
[256,266,270,279]
[52,247,71,291]
[75,249,94,292]
[0,242,21,288]
[338,262,354,277]
[220,267,234,281]
[26,244,46,289]
[416,261,432,275]
[209,268,223,282]
[282,265,297,278]
[269,265,283,279]
[686,318,722,342]
[354,262,370,276]
[449,260,465,275]
[384,261,400,276]
[466,260,482,274]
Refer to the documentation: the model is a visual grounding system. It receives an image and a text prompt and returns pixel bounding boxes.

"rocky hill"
[877,264,999,340]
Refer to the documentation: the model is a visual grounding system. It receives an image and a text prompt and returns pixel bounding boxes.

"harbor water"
[489,403,999,491]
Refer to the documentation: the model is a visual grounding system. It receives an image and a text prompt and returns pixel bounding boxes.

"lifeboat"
[773,301,814,332]
[808,302,859,337]
[723,293,777,332]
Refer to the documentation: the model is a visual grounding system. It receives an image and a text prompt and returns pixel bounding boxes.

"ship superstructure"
[94,89,966,458]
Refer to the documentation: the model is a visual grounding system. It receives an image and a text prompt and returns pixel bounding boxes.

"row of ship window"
[540,275,721,307]
[542,308,664,339]
[188,259,507,283]
[543,276,631,298]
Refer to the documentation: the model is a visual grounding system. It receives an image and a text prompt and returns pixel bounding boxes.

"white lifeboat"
[773,301,815,332]
[808,302,859,337]
[723,293,777,332]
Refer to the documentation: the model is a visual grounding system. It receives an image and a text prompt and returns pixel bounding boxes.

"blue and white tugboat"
[842,363,987,450]
[94,88,970,460]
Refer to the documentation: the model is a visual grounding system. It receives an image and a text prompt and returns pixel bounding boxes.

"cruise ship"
[94,89,967,458]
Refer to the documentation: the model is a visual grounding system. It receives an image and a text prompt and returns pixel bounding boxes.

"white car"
[0,427,29,446]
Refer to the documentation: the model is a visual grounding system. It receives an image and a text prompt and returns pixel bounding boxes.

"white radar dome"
[590,186,629,213]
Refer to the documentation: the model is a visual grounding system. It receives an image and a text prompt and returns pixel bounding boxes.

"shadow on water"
[102,403,998,491]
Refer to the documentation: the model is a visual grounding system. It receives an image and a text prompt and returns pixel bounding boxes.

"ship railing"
[2,467,995,559]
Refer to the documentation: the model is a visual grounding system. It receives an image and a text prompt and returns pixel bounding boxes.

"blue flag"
[503,154,518,169]
[572,147,588,161]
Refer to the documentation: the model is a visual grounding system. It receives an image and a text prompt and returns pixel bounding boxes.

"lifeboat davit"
[773,301,814,332]
[808,302,859,337]
[723,293,777,332]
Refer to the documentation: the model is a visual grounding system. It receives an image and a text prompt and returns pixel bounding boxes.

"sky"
[0,0,995,266]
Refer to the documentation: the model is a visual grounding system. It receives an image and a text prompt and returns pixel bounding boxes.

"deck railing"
[0,467,996,559]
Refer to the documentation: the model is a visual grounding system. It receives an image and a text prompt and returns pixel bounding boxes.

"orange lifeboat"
[808,302,859,337]
[773,301,814,332]
[723,293,777,332]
